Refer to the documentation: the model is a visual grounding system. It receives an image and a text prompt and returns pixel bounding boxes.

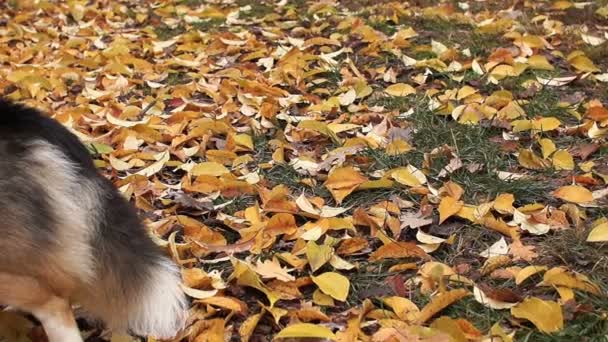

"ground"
[0,0,607,341]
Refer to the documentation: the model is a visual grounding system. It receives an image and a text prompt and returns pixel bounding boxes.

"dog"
[0,98,187,341]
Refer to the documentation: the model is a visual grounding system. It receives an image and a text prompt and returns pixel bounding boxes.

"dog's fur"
[0,99,187,341]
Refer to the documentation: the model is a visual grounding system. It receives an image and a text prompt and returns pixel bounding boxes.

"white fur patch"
[128,258,188,339]
[25,141,101,283]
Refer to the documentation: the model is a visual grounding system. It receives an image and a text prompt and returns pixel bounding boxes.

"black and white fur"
[0,98,187,341]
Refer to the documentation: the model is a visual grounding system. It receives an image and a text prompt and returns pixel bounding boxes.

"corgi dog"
[0,98,187,341]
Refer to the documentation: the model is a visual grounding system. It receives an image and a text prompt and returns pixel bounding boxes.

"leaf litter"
[1,0,608,340]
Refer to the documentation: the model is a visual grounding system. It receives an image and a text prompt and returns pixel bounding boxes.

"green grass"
[165,71,192,85]
[368,19,398,36]
[442,296,509,332]
[236,1,274,19]
[154,24,185,40]
[192,18,226,32]
[520,86,579,123]
[536,228,608,285]
[213,194,257,215]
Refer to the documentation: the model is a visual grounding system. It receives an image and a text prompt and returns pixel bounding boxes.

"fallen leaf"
[511,297,563,333]
[553,185,593,203]
[312,272,350,302]
[415,289,470,324]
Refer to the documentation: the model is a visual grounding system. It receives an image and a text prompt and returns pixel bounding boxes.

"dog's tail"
[76,182,188,339]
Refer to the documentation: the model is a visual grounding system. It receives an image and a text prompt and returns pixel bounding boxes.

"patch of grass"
[192,17,226,32]
[409,106,506,168]
[450,170,555,204]
[433,223,502,265]
[467,31,505,57]
[343,187,415,209]
[154,24,185,40]
[166,71,192,85]
[521,86,578,123]
[536,228,608,285]
[236,1,274,19]
[213,194,257,215]
[368,19,397,35]
[347,260,401,305]
[361,148,424,172]
[366,94,426,112]
[442,296,509,332]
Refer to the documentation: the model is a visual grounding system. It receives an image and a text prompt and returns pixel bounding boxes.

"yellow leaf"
[512,119,532,132]
[311,272,350,302]
[312,289,335,306]
[518,149,549,170]
[274,323,336,340]
[540,267,601,295]
[306,241,334,272]
[109,155,135,171]
[383,296,420,322]
[569,55,600,73]
[539,138,556,159]
[430,316,468,342]
[456,86,477,100]
[198,296,248,314]
[391,165,426,186]
[515,265,548,285]
[493,193,514,214]
[511,298,563,333]
[531,117,561,131]
[233,134,254,151]
[136,151,170,177]
[415,289,470,324]
[180,285,218,299]
[553,185,593,203]
[386,139,413,155]
[527,55,554,70]
[391,168,420,186]
[439,196,464,224]
[192,318,226,341]
[324,167,368,204]
[191,162,230,177]
[239,312,263,342]
[552,149,574,170]
[232,259,281,306]
[385,83,416,97]
[587,222,608,242]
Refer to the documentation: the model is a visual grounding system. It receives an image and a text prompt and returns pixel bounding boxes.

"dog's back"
[0,99,187,340]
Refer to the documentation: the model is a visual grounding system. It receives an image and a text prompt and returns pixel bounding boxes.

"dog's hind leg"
[0,272,83,342]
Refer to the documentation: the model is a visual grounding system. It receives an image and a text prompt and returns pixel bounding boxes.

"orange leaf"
[369,241,430,261]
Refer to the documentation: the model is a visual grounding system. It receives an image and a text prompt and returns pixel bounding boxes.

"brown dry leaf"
[337,237,369,255]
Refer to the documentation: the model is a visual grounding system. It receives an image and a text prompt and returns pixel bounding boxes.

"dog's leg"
[0,272,83,342]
